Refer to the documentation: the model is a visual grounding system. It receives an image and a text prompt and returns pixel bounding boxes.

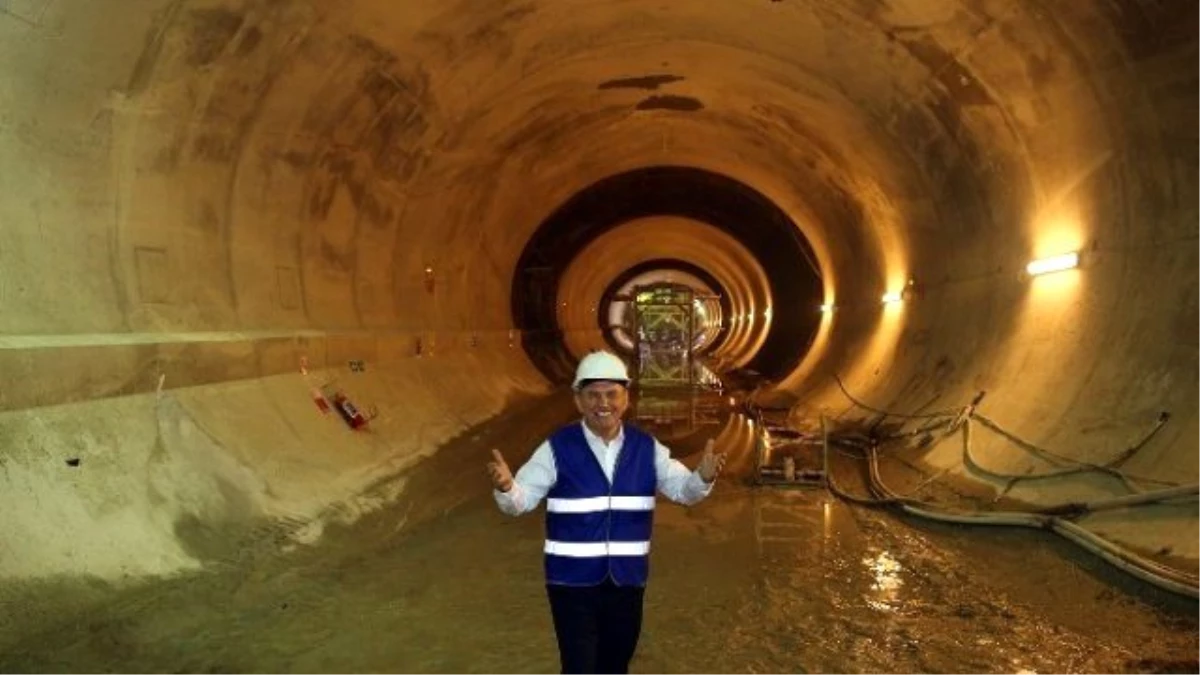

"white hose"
[1072,484,1199,512]
[961,418,1146,494]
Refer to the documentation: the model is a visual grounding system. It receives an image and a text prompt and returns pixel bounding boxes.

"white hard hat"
[573,351,631,390]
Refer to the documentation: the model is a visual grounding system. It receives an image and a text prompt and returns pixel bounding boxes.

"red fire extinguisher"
[314,382,375,430]
[331,391,374,429]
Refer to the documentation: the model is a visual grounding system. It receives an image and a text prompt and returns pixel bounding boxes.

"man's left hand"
[698,438,727,483]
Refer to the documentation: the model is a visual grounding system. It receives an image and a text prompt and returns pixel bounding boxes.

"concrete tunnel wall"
[0,0,1195,582]
[515,165,825,381]
[556,216,773,369]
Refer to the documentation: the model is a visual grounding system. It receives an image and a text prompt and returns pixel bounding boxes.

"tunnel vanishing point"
[0,0,1196,605]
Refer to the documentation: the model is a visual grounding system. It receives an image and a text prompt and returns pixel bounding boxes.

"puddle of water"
[863,549,904,613]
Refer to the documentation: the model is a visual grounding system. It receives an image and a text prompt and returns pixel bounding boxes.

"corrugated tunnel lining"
[598,259,735,355]
[512,166,822,383]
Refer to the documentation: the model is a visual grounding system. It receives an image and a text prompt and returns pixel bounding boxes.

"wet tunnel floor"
[1,391,1196,674]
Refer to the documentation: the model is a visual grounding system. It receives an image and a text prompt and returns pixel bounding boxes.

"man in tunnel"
[487,350,727,674]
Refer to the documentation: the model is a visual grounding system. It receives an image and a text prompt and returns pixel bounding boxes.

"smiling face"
[574,380,629,441]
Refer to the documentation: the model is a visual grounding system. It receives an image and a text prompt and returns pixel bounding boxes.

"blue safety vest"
[544,422,657,587]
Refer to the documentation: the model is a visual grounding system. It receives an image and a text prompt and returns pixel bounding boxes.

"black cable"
[972,414,1180,489]
[1105,411,1170,468]
[832,374,961,420]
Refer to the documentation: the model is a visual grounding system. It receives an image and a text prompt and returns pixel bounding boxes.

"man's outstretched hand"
[488,448,514,492]
[697,439,727,483]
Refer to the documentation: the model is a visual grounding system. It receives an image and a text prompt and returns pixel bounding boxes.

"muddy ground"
[1,391,1195,673]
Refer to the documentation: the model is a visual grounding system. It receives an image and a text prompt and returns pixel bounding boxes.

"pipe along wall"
[0,1,1195,593]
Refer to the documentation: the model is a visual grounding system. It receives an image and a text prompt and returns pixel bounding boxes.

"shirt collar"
[580,420,624,448]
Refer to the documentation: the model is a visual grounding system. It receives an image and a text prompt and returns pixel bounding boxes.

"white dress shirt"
[494,421,714,515]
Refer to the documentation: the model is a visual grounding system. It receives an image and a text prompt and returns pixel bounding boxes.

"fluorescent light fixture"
[1026,251,1079,276]
[881,291,903,304]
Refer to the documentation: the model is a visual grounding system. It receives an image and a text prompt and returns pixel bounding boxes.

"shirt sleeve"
[654,439,714,506]
[493,439,557,516]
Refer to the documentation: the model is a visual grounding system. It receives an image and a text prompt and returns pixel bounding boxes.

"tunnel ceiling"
[513,166,822,382]
[1,0,1193,417]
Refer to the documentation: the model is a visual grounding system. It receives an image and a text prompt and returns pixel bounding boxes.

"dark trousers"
[546,579,646,674]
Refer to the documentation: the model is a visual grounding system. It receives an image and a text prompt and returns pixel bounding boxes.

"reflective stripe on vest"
[544,540,651,557]
[546,496,656,513]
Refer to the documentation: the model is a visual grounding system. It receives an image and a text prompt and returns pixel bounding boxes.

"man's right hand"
[488,448,514,492]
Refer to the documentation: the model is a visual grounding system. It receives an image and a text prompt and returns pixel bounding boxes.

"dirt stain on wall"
[635,95,704,112]
[598,74,685,90]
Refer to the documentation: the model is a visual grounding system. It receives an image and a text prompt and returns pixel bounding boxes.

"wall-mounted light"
[1026,251,1079,276]
[423,266,435,294]
[881,291,903,305]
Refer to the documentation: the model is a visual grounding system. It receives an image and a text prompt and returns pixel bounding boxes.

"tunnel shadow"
[512,166,823,385]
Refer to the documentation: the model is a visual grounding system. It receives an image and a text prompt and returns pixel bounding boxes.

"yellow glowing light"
[881,291,903,305]
[1026,251,1079,276]
[820,302,834,313]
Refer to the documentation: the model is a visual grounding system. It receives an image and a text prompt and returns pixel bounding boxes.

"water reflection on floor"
[2,389,1195,674]
[630,382,727,445]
